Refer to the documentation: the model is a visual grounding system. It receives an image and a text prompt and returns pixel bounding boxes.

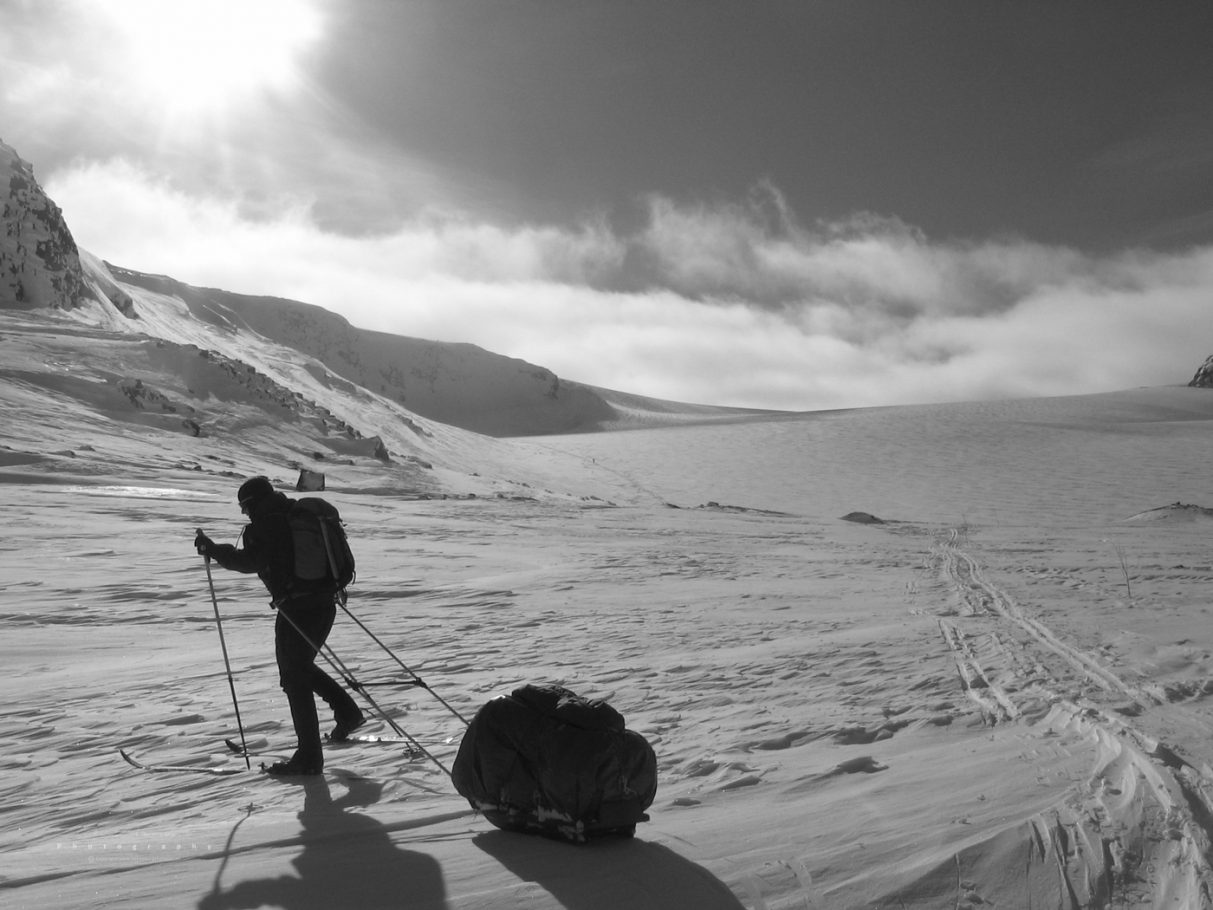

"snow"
[4,271,1213,909]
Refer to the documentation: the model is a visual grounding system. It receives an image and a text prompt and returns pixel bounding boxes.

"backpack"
[287,497,355,596]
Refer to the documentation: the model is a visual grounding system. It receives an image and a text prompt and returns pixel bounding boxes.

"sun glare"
[94,0,323,114]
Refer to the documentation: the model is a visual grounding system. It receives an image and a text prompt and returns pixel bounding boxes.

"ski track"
[931,528,1213,907]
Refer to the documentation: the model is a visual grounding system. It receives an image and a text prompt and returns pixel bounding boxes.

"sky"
[3,0,1213,411]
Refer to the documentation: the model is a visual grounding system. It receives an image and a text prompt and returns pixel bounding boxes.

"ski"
[119,748,243,776]
[226,735,424,757]
[332,733,416,746]
[223,733,437,763]
[330,733,439,755]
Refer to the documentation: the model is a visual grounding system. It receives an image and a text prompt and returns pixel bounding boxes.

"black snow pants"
[275,593,360,764]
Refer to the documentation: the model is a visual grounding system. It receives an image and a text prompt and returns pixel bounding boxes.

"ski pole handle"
[195,527,215,559]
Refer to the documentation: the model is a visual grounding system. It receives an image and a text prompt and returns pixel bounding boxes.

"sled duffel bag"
[452,683,658,843]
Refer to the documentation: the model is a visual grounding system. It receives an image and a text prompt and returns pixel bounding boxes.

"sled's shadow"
[473,828,744,910]
[197,773,448,910]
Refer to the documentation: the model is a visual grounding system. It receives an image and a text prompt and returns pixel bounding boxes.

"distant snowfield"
[57,485,216,500]
[545,385,1213,526]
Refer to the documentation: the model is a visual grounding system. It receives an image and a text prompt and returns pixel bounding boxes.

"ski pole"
[203,550,251,770]
[274,603,453,779]
[338,600,470,726]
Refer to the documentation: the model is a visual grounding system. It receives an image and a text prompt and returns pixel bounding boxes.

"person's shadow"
[198,773,448,910]
[473,829,745,909]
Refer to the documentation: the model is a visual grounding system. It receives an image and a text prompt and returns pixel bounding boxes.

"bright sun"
[94,0,323,114]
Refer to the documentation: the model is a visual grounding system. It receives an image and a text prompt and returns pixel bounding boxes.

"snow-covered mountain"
[103,263,623,438]
[0,139,776,498]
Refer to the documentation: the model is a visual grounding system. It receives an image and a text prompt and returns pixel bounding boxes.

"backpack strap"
[317,519,347,604]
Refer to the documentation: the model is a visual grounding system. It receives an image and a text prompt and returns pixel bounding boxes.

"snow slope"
[4,366,1213,908]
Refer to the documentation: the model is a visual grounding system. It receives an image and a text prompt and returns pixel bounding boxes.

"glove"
[194,529,215,558]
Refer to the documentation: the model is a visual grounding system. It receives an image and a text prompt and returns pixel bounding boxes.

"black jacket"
[209,491,296,602]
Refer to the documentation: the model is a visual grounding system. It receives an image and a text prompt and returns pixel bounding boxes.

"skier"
[195,476,365,775]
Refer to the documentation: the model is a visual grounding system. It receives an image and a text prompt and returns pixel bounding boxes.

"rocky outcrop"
[1,139,88,310]
[1189,355,1213,388]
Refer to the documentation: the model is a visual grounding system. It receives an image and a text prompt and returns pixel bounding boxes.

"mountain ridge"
[103,261,622,437]
[1,138,786,499]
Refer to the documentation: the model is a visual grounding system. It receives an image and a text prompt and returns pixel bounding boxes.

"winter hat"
[237,475,275,510]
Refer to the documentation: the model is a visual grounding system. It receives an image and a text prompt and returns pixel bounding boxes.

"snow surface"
[4,275,1213,909]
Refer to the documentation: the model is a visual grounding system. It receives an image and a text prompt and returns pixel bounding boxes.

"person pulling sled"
[195,475,364,776]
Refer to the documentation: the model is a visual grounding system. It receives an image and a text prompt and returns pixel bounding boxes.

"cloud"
[45,160,1213,411]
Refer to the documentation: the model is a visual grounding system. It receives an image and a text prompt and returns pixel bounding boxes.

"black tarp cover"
[452,683,658,843]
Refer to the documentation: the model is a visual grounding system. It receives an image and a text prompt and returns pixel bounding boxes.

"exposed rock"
[1189,355,1213,388]
[1124,502,1213,523]
[117,377,184,413]
[841,511,885,524]
[297,468,326,492]
[0,139,89,310]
